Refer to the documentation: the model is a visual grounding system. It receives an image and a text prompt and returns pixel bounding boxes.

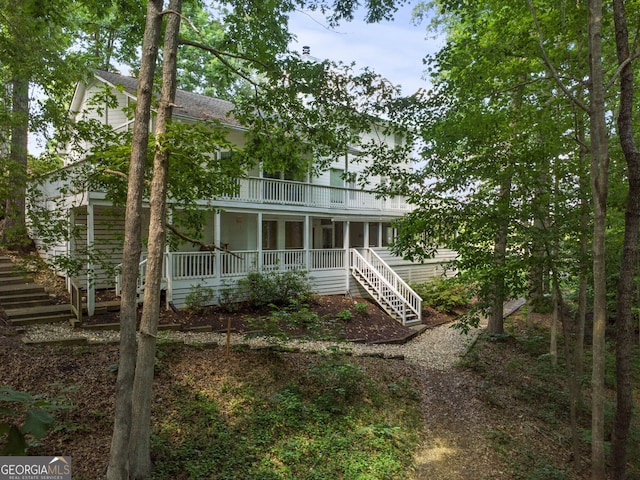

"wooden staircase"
[0,256,75,326]
[350,249,422,326]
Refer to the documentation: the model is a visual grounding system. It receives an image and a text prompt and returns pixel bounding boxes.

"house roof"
[94,69,241,127]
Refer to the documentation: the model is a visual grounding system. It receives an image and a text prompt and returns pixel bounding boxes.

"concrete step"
[5,303,73,320]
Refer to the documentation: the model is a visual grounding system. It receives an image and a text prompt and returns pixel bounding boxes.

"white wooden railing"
[350,248,422,325]
[221,177,413,212]
[116,249,346,293]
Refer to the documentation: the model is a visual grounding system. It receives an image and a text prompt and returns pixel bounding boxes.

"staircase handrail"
[350,249,406,320]
[358,248,422,323]
[366,249,422,320]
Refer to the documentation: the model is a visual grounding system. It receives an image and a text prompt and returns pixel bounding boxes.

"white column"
[363,222,370,249]
[215,210,222,278]
[344,221,350,292]
[257,212,263,271]
[304,215,310,270]
[86,203,95,317]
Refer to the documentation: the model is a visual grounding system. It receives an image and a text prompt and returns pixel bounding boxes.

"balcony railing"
[219,177,413,212]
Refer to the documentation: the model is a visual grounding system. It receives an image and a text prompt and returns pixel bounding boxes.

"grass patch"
[150,349,422,479]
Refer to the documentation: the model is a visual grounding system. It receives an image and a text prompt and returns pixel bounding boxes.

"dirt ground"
[0,254,514,479]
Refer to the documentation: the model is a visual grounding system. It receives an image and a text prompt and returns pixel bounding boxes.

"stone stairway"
[0,255,75,326]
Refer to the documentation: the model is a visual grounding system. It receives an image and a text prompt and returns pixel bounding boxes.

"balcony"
[218,177,413,213]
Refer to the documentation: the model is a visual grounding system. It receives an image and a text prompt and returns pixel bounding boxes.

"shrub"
[238,269,312,309]
[412,277,472,312]
[185,283,215,312]
[354,302,369,316]
[336,309,352,321]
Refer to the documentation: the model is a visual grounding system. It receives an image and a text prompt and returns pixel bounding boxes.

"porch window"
[285,221,304,249]
[330,168,344,204]
[369,223,380,247]
[382,222,395,246]
[262,220,277,250]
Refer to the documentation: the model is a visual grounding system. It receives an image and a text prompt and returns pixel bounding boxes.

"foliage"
[336,309,353,321]
[412,276,472,312]
[354,302,369,316]
[184,283,216,312]
[151,351,422,479]
[462,312,640,479]
[237,269,312,309]
[247,305,342,343]
[0,386,69,455]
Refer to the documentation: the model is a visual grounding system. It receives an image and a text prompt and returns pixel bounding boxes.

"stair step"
[0,276,32,286]
[1,298,53,309]
[5,303,72,320]
[0,292,50,304]
[11,313,75,326]
[0,283,47,296]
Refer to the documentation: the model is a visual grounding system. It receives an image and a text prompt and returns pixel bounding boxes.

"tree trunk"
[488,176,511,334]
[612,1,639,477]
[106,2,164,478]
[587,1,610,478]
[575,138,589,385]
[128,1,181,478]
[2,76,29,250]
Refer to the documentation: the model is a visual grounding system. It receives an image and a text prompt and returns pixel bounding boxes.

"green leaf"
[22,409,54,440]
[3,425,27,456]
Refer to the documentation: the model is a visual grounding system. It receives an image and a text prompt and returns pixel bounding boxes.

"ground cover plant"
[460,309,640,480]
[0,342,423,479]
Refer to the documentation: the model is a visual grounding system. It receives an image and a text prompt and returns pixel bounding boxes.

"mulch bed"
[80,294,456,344]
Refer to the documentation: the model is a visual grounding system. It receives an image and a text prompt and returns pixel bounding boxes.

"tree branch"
[526,0,590,113]
[165,222,240,258]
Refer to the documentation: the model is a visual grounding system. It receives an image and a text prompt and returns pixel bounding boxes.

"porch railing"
[221,177,413,212]
[117,249,346,290]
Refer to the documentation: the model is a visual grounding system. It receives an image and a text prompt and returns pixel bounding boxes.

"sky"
[288,2,443,96]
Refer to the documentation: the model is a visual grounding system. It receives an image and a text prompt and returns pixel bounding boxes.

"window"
[262,221,277,250]
[285,221,304,249]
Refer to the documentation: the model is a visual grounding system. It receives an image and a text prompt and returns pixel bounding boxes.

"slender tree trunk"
[488,176,511,334]
[2,76,29,250]
[587,1,610,478]
[128,2,181,478]
[575,138,589,385]
[106,2,164,478]
[612,1,639,477]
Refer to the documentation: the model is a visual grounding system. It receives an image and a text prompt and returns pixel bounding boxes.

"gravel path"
[22,299,526,368]
[22,318,484,370]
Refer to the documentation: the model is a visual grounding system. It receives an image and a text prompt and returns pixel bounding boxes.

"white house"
[32,70,456,326]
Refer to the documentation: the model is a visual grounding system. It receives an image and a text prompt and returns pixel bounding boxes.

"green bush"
[238,269,312,309]
[412,277,472,312]
[185,283,215,312]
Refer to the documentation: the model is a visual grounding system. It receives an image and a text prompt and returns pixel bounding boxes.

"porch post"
[165,210,172,308]
[344,220,350,293]
[363,222,370,249]
[257,212,263,271]
[86,203,95,316]
[304,215,310,270]
[67,207,74,292]
[378,222,383,247]
[215,210,221,278]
